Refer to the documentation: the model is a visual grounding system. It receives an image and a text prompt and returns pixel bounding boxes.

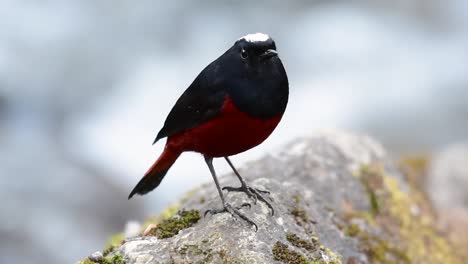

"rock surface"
[427,144,468,210]
[427,144,468,260]
[80,131,463,264]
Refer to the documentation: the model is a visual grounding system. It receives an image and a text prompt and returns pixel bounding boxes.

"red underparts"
[166,96,283,157]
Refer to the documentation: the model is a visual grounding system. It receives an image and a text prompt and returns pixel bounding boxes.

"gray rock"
[427,144,468,259]
[427,144,468,210]
[88,251,103,262]
[80,131,464,264]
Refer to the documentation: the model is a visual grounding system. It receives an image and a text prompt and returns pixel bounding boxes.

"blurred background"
[0,0,467,263]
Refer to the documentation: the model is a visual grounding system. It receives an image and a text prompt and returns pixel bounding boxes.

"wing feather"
[153,76,226,144]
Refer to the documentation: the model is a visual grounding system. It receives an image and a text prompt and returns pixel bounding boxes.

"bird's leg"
[203,156,258,231]
[222,157,274,215]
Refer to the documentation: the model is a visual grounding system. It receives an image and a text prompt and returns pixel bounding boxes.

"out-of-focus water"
[0,1,467,263]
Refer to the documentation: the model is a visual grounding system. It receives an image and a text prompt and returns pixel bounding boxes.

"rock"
[124,221,143,239]
[88,251,103,262]
[427,144,468,210]
[427,144,468,259]
[78,131,463,264]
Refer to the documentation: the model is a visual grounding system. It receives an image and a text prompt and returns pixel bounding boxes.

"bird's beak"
[260,49,278,59]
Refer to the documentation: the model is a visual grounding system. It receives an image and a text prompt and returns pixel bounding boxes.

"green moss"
[398,155,434,217]
[342,211,374,226]
[76,260,95,264]
[141,188,202,233]
[358,164,383,217]
[217,248,228,260]
[359,230,410,264]
[291,194,317,235]
[272,241,310,264]
[293,194,301,203]
[199,196,206,204]
[367,190,379,216]
[286,233,318,252]
[216,248,244,264]
[179,244,202,255]
[399,155,429,189]
[76,254,125,264]
[291,205,318,235]
[281,233,341,264]
[291,206,309,225]
[103,254,125,264]
[321,248,342,264]
[178,244,214,263]
[344,223,360,237]
[189,234,242,263]
[102,233,124,256]
[159,203,182,220]
[349,162,463,264]
[148,209,201,239]
[309,246,342,264]
[383,176,460,263]
[140,203,182,236]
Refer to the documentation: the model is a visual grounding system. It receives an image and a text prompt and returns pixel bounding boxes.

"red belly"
[167,96,282,157]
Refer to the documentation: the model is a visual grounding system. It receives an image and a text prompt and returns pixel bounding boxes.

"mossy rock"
[341,163,463,264]
[76,253,125,264]
[273,241,310,264]
[77,132,464,264]
[147,209,201,239]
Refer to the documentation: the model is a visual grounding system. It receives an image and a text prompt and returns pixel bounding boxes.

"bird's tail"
[128,147,181,199]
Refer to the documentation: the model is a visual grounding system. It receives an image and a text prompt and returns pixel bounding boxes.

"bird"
[128,33,289,230]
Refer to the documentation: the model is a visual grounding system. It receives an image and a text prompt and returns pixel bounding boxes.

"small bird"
[129,33,289,229]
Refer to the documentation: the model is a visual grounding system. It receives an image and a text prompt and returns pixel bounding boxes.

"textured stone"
[88,251,103,262]
[427,144,468,210]
[83,131,462,264]
[427,144,468,260]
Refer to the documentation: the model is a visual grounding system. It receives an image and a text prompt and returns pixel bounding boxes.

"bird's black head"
[221,33,283,77]
[202,33,289,118]
[234,33,278,62]
[207,33,287,81]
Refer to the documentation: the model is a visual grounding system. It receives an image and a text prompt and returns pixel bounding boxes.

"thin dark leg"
[223,157,275,215]
[204,156,258,230]
[205,156,226,205]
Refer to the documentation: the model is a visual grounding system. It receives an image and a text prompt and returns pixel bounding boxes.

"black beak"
[260,49,278,59]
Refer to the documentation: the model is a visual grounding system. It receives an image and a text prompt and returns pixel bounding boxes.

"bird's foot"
[222,184,274,215]
[204,203,258,231]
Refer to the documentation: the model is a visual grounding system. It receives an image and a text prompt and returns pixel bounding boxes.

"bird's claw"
[204,203,258,231]
[222,185,274,215]
[204,202,251,216]
[223,185,258,203]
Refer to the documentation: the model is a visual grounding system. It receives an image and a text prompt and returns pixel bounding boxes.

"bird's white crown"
[239,33,270,43]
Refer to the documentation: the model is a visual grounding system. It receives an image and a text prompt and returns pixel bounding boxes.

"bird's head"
[235,33,278,62]
[214,33,286,82]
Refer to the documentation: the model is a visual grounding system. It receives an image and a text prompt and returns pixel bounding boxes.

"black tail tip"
[152,135,162,145]
[128,192,136,200]
[128,169,168,200]
[128,185,143,199]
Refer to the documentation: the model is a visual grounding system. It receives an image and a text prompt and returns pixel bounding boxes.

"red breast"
[166,96,283,157]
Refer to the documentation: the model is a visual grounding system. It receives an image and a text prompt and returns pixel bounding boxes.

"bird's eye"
[240,49,248,59]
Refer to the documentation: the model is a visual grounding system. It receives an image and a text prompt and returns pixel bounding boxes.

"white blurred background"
[0,0,467,263]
